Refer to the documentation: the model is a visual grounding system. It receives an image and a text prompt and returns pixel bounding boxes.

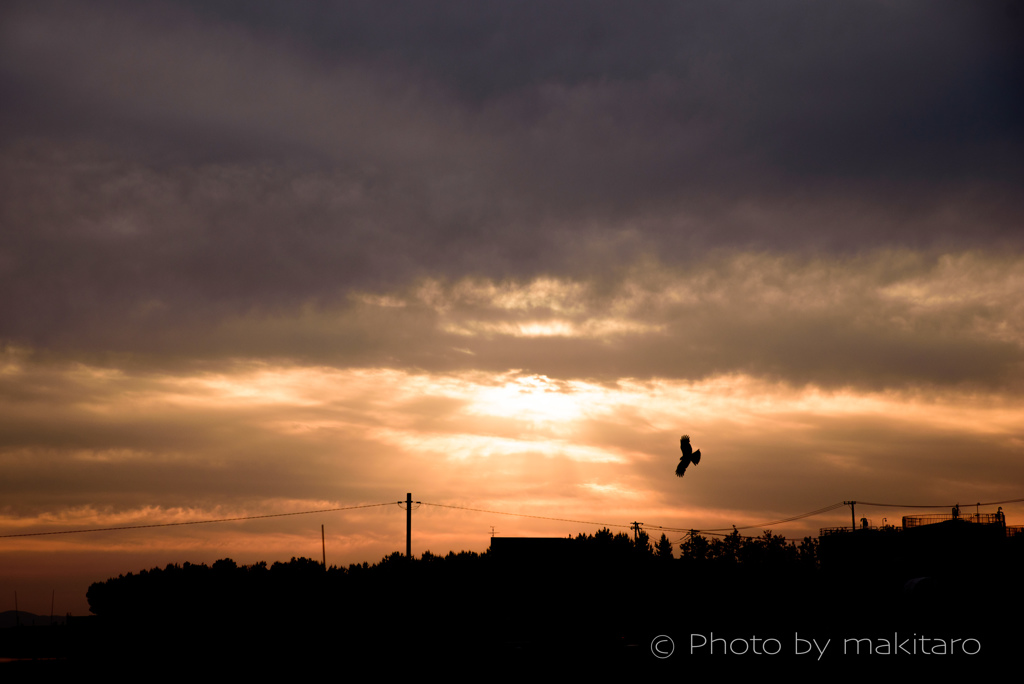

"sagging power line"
[3,496,1021,544]
[0,502,395,538]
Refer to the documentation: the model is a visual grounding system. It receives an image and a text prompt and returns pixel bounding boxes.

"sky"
[2,0,1023,615]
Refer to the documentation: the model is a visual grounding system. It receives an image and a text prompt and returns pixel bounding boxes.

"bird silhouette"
[676,435,702,477]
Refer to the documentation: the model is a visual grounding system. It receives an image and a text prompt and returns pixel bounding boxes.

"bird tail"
[692,449,701,466]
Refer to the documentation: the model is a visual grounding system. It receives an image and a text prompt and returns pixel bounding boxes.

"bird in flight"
[676,435,702,477]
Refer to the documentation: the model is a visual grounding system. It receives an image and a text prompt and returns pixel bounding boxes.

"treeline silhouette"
[87,529,820,622]
[30,526,1021,670]
[79,529,824,667]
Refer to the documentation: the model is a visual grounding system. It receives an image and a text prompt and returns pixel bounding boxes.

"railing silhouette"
[902,512,1005,528]
[820,511,1015,536]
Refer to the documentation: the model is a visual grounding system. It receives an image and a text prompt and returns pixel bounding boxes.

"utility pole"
[399,493,421,559]
[395,493,419,557]
[844,501,856,531]
[322,524,326,571]
[406,492,413,559]
[630,521,644,541]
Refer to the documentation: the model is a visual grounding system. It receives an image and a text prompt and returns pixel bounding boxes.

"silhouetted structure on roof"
[820,506,1019,538]
[818,506,1023,587]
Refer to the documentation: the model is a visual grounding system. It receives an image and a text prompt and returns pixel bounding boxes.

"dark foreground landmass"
[2,526,1021,673]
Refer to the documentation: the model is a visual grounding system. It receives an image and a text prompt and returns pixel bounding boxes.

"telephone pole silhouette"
[401,493,421,559]
[844,501,856,531]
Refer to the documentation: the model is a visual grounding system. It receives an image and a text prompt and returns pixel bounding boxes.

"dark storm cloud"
[1,0,1021,357]
[7,0,1021,178]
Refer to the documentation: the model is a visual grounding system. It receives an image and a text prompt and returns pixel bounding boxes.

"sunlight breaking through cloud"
[2,1,1022,617]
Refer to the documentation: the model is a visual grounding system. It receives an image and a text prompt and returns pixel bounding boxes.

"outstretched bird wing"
[680,435,692,459]
[675,458,690,477]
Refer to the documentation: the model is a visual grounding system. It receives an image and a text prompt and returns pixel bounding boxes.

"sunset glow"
[2,1,1022,620]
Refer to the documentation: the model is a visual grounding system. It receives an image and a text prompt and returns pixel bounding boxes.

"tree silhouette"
[679,531,711,563]
[634,529,653,555]
[655,533,674,560]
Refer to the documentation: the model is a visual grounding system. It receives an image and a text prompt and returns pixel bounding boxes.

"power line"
[702,502,849,532]
[664,497,1024,536]
[422,500,851,536]
[857,497,1024,508]
[0,503,395,538]
[420,502,632,530]
[5,495,1020,541]
[643,502,848,535]
[668,497,1024,541]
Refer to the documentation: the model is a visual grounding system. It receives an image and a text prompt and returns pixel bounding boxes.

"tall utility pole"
[321,524,326,571]
[406,492,413,559]
[844,501,856,531]
[400,493,421,559]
